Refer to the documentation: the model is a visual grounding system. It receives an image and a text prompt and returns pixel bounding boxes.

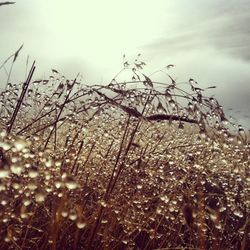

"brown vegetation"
[0,55,249,249]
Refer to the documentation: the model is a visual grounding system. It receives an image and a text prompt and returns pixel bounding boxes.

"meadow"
[0,52,249,249]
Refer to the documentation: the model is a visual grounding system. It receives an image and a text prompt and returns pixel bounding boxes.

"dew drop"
[10,165,23,175]
[14,138,27,151]
[35,191,46,203]
[65,176,78,190]
[0,168,9,178]
[28,166,38,178]
[61,210,68,218]
[233,209,243,218]
[76,221,86,229]
[27,181,37,191]
[69,210,77,221]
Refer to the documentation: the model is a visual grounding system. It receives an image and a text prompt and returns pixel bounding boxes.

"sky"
[0,0,250,127]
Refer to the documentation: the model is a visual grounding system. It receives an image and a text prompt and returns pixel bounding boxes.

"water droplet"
[1,199,8,206]
[23,198,32,206]
[55,180,62,189]
[210,213,218,222]
[28,166,38,178]
[14,138,27,151]
[10,165,23,175]
[160,195,169,203]
[0,142,11,150]
[35,191,46,203]
[169,99,176,108]
[233,209,243,218]
[27,181,37,191]
[76,221,86,229]
[100,200,107,207]
[0,168,9,178]
[0,131,7,138]
[61,209,68,217]
[69,210,77,221]
[65,176,78,190]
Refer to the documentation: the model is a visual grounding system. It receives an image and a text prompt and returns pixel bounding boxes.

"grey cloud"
[144,0,250,61]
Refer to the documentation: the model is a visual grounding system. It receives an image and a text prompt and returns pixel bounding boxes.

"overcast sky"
[0,0,250,127]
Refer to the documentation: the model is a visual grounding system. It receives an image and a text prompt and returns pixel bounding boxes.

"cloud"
[144,0,250,61]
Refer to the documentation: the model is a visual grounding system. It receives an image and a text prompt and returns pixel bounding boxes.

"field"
[0,56,249,249]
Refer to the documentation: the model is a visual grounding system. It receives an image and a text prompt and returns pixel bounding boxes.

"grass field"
[0,56,249,249]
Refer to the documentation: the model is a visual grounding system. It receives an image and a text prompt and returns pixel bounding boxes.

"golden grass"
[0,59,249,249]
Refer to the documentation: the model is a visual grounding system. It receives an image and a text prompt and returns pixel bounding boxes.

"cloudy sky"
[0,0,250,126]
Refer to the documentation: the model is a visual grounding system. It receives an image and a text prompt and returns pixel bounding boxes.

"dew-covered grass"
[0,56,249,249]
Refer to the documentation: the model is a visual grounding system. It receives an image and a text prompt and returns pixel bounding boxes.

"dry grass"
[0,57,249,249]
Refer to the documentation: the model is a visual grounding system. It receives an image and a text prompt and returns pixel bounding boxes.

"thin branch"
[6,61,35,134]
